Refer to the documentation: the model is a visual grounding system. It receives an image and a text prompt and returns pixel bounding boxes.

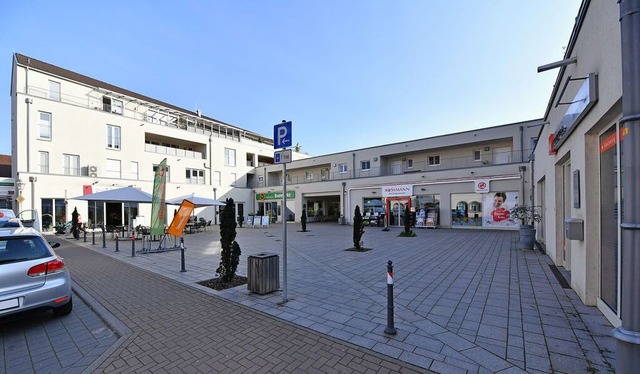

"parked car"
[0,209,23,228]
[0,226,73,318]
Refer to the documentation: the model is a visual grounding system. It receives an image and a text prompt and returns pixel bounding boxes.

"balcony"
[144,144,204,159]
[254,149,531,188]
[24,84,273,146]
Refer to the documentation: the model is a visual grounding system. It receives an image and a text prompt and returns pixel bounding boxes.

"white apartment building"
[254,120,541,229]
[10,54,540,232]
[10,53,307,230]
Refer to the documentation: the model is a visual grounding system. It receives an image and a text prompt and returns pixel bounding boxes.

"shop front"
[255,191,295,223]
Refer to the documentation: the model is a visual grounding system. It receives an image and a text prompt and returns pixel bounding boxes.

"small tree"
[301,208,307,232]
[353,205,365,250]
[399,205,416,237]
[217,198,241,282]
[404,205,412,234]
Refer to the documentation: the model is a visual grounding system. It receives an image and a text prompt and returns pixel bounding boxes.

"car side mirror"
[49,242,61,248]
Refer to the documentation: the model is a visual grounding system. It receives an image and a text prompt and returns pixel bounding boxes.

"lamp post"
[15,179,25,213]
[213,187,218,224]
[29,176,37,211]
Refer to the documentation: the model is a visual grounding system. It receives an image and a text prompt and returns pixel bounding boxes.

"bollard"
[92,229,96,245]
[102,225,106,248]
[115,234,119,252]
[131,233,136,257]
[384,260,397,335]
[180,237,186,272]
[83,230,87,242]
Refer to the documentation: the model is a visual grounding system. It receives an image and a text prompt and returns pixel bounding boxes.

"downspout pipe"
[614,0,640,372]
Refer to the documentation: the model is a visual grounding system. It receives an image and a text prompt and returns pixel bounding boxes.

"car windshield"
[0,237,51,264]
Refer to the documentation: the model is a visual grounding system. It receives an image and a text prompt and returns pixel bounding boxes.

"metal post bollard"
[115,234,119,252]
[92,229,95,245]
[131,233,136,257]
[83,230,87,242]
[102,225,106,248]
[180,237,186,272]
[384,260,397,335]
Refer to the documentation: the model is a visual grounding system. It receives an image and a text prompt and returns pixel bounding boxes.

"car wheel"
[52,297,73,317]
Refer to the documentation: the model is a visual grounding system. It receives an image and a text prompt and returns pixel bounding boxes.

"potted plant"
[510,205,542,250]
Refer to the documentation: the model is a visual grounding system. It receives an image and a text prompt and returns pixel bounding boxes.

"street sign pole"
[274,120,292,305]
[282,160,288,303]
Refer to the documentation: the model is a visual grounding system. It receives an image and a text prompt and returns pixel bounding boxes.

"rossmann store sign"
[382,185,413,197]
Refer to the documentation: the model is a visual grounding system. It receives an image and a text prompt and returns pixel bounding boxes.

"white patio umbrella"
[166,193,225,207]
[70,186,153,230]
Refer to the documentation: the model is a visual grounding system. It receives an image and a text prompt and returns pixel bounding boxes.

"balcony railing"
[254,149,531,188]
[24,84,272,146]
[144,144,204,159]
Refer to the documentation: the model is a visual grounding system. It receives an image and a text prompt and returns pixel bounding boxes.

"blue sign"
[274,121,292,149]
[275,152,281,163]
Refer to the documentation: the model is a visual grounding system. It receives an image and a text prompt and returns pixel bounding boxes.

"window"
[63,154,80,176]
[474,150,481,162]
[305,171,314,181]
[48,81,60,101]
[224,148,236,166]
[112,99,123,115]
[107,125,121,150]
[39,151,49,174]
[38,112,52,140]
[105,159,121,178]
[361,160,371,170]
[230,173,237,186]
[186,169,205,184]
[339,163,348,173]
[130,161,139,180]
[407,159,414,168]
[153,164,170,181]
[428,156,440,166]
[214,171,221,186]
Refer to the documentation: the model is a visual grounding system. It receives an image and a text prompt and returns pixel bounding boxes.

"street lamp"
[29,176,37,211]
[16,179,25,212]
[213,187,218,224]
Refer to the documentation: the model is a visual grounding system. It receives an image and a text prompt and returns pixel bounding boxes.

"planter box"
[248,253,279,295]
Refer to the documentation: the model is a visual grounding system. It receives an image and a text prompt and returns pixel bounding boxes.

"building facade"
[532,0,624,326]
[10,53,307,231]
[253,120,540,230]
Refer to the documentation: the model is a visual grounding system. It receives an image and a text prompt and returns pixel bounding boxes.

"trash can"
[247,253,279,295]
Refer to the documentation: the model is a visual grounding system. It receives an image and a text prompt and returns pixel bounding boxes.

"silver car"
[0,226,73,318]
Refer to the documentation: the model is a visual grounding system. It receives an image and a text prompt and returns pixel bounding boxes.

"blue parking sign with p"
[274,121,292,149]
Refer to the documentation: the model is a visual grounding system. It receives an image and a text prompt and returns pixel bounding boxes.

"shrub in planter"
[510,205,542,250]
[301,209,307,232]
[216,198,241,282]
[353,205,365,250]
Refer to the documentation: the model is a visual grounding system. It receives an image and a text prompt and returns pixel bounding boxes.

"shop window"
[451,193,482,227]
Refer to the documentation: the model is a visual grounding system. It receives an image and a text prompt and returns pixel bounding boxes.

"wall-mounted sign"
[552,73,598,151]
[382,184,413,197]
[474,179,490,193]
[256,191,295,200]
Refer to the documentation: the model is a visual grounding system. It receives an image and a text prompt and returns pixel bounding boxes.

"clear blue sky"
[1,1,581,157]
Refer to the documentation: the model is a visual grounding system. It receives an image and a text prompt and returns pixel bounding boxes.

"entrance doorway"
[387,198,410,227]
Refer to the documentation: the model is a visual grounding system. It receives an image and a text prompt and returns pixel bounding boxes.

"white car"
[0,226,73,318]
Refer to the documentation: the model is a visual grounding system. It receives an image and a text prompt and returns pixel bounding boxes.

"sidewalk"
[65,223,615,373]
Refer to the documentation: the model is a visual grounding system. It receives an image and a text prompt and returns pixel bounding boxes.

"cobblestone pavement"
[12,223,615,373]
[53,237,428,373]
[0,286,121,374]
